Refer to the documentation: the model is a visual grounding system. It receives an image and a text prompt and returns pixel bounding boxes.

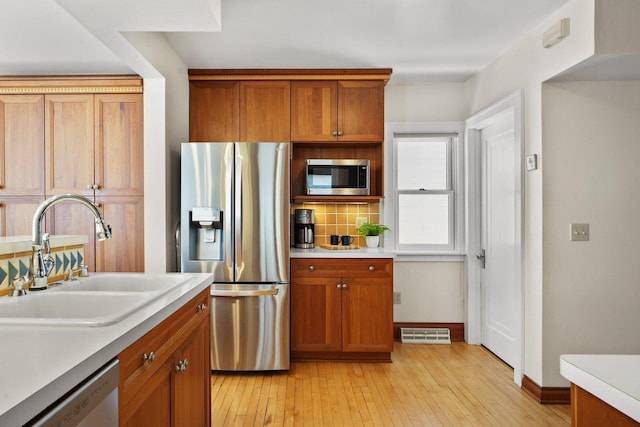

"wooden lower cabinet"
[571,384,640,427]
[119,288,211,426]
[291,258,393,361]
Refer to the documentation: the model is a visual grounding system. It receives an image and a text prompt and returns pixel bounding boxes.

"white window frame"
[384,122,465,259]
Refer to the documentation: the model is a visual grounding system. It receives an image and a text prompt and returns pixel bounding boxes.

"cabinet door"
[0,196,43,237]
[190,81,239,142]
[0,95,44,196]
[341,276,393,352]
[291,276,342,352]
[337,81,385,142]
[48,203,96,270]
[120,361,172,427]
[94,94,143,196]
[45,94,94,196]
[239,81,290,142]
[173,317,210,427]
[291,81,337,142]
[95,196,144,272]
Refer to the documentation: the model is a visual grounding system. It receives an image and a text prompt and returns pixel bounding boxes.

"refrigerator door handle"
[224,145,234,274]
[234,146,243,278]
[211,288,279,297]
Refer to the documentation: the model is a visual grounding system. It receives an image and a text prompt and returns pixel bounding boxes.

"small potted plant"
[356,222,390,248]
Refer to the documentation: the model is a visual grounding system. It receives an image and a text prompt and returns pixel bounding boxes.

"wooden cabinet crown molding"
[0,75,143,94]
[188,68,392,83]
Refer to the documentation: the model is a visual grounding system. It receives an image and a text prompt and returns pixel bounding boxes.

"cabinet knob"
[369,265,375,272]
[87,184,99,190]
[143,352,156,363]
[175,358,189,373]
[337,130,344,136]
[342,283,348,289]
[196,303,208,312]
[336,284,342,289]
[308,265,315,272]
[332,131,338,136]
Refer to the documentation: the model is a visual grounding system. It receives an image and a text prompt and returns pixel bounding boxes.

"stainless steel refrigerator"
[180,142,290,371]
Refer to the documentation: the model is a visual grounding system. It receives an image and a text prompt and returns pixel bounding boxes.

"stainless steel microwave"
[306,159,370,195]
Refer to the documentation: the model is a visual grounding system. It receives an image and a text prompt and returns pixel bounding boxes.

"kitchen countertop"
[0,272,212,426]
[560,354,640,422]
[290,246,395,259]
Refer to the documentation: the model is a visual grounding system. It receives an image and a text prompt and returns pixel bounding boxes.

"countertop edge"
[0,273,212,426]
[290,247,395,258]
[560,355,640,422]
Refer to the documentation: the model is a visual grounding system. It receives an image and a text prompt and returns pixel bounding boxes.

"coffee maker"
[294,209,315,248]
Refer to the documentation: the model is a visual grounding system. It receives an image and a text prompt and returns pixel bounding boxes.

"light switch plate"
[570,223,589,241]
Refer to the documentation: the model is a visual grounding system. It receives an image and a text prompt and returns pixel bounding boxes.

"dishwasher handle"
[211,287,279,297]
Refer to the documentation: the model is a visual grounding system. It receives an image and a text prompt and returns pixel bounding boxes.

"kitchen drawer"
[291,258,392,278]
[118,289,209,402]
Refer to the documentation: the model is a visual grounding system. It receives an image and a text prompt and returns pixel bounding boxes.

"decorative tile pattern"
[0,245,85,294]
[292,202,381,246]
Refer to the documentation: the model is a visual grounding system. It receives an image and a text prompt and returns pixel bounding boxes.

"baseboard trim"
[393,322,465,342]
[521,375,570,404]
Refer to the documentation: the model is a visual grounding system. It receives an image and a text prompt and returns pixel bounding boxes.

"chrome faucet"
[29,194,112,290]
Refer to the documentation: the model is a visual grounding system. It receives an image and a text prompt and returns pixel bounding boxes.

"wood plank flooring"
[211,342,570,426]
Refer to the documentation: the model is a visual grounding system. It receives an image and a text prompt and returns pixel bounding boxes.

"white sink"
[55,273,191,293]
[0,273,196,327]
[0,292,152,327]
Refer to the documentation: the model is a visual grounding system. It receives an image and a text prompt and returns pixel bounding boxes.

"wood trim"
[291,351,392,362]
[393,322,465,342]
[188,68,392,82]
[0,75,143,94]
[521,375,571,404]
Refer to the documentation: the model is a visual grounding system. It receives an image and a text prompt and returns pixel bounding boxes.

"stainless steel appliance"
[27,359,118,427]
[181,142,290,371]
[306,159,370,195]
[294,209,315,248]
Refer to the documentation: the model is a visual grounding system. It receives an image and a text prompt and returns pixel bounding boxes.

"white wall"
[542,80,640,385]
[464,0,596,385]
[384,82,467,323]
[123,32,189,272]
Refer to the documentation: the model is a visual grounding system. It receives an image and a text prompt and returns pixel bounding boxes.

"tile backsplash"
[292,203,380,247]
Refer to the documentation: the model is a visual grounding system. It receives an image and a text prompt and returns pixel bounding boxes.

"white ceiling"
[1,0,576,82]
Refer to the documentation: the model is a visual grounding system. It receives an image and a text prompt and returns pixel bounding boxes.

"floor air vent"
[401,328,451,344]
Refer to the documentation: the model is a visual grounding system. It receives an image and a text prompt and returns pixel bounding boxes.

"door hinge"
[476,249,486,269]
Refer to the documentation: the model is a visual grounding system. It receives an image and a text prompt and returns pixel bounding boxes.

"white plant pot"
[365,236,380,248]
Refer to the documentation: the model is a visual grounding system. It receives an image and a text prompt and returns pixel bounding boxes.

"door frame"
[465,90,524,385]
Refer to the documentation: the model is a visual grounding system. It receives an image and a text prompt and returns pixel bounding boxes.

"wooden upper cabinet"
[94,94,144,196]
[338,81,385,142]
[239,81,290,142]
[189,81,239,142]
[291,80,385,142]
[45,94,94,196]
[0,95,45,195]
[290,81,337,142]
[96,196,144,272]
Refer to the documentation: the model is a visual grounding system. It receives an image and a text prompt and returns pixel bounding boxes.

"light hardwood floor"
[211,342,570,426]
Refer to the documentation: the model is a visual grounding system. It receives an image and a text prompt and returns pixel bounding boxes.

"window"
[387,124,464,255]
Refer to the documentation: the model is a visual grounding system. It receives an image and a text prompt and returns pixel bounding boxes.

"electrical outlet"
[570,223,589,241]
[356,217,367,228]
[393,292,401,304]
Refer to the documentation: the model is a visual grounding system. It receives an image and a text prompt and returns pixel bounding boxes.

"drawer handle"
[175,358,189,373]
[308,265,315,272]
[143,352,156,363]
[369,265,375,272]
[196,303,208,312]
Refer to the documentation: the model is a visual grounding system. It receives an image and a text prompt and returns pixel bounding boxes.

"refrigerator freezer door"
[235,143,290,283]
[210,283,290,370]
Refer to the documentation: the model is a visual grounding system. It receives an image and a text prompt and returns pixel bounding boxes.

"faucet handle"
[42,233,51,254]
[8,277,27,297]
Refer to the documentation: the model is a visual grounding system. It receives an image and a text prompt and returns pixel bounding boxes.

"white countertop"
[290,246,395,259]
[0,272,212,426]
[560,354,640,422]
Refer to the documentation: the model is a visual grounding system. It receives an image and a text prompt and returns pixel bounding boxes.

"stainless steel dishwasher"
[210,283,290,371]
[26,359,119,427]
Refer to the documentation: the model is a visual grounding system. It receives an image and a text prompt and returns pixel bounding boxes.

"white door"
[479,112,518,367]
